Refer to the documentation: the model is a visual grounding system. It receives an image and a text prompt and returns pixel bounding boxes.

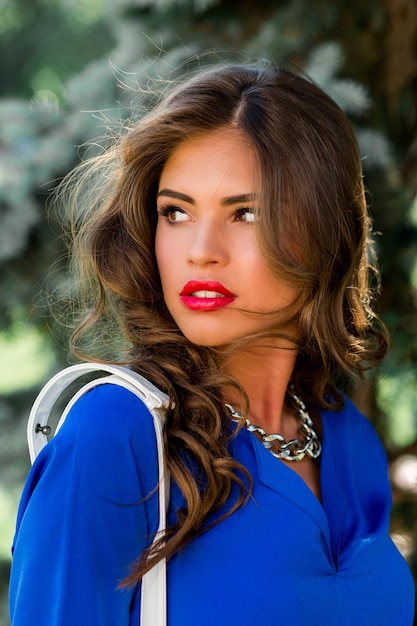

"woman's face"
[155,128,298,347]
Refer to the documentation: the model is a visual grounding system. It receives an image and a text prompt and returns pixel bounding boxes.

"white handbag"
[27,362,170,626]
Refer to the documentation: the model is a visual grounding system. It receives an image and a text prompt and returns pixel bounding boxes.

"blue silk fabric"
[10,384,415,625]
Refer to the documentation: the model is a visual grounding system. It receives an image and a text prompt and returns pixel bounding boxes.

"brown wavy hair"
[62,62,388,583]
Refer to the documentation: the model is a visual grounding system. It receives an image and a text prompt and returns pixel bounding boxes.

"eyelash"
[233,208,256,223]
[157,205,188,223]
[157,205,256,224]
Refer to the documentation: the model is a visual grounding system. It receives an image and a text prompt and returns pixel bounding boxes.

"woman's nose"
[187,219,228,267]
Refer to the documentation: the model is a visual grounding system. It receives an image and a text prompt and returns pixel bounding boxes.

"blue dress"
[9,383,415,625]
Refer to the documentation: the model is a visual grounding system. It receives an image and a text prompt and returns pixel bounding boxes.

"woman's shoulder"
[322,394,391,500]
[58,380,159,443]
[11,380,162,625]
[32,379,162,494]
[323,394,387,457]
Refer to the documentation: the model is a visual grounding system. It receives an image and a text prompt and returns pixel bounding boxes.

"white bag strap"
[27,362,170,626]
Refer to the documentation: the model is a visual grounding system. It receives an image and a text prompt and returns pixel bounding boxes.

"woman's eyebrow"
[157,189,257,206]
[221,193,258,206]
[157,189,194,204]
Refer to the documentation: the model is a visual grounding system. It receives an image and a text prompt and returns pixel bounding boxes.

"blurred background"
[0,0,416,622]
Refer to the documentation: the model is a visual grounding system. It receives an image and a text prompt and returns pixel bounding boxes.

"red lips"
[180,280,236,311]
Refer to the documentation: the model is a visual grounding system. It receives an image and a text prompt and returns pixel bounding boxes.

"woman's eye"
[234,208,256,223]
[158,206,189,223]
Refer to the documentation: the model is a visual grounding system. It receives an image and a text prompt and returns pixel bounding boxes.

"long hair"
[62,63,388,582]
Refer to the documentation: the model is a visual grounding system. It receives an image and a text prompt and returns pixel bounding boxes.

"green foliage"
[0,99,63,261]
[305,42,393,171]
[377,364,417,447]
[0,0,114,99]
[111,0,220,10]
[305,42,372,114]
[246,0,337,59]
[0,319,56,393]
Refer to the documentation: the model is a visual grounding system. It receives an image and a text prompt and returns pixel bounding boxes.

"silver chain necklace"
[225,386,322,462]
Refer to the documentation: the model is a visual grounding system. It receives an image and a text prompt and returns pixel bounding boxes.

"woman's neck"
[223,343,322,502]
[222,344,298,434]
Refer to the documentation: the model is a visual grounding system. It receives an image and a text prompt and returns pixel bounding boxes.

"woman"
[9,63,415,624]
